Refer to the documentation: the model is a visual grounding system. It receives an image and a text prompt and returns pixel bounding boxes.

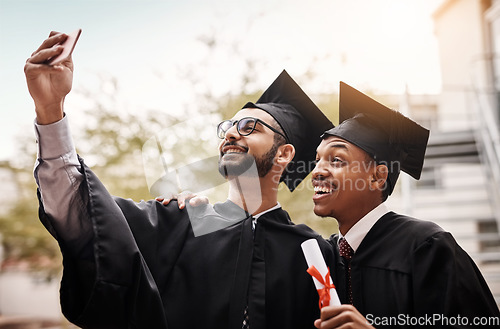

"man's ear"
[370,164,389,191]
[276,144,295,166]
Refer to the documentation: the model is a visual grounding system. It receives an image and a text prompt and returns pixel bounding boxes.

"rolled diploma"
[301,238,341,306]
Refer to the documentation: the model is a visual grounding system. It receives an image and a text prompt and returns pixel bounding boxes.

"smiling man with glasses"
[26,31,335,329]
[216,115,289,181]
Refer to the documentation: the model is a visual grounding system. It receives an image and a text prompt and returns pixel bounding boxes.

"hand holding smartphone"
[47,28,82,65]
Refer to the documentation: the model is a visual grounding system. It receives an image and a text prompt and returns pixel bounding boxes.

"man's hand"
[24,31,74,124]
[156,191,209,209]
[314,305,375,329]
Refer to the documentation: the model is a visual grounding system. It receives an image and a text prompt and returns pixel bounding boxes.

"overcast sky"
[0,0,441,161]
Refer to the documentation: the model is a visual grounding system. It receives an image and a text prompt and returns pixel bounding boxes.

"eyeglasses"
[217,117,288,141]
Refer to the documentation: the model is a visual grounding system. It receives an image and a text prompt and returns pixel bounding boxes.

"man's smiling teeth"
[314,186,332,194]
[225,148,245,154]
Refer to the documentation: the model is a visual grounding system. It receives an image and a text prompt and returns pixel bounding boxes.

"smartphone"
[47,28,82,65]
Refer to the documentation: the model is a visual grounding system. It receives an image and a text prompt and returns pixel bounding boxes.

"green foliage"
[0,165,61,278]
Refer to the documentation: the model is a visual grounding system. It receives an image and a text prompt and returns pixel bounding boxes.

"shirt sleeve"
[33,115,93,250]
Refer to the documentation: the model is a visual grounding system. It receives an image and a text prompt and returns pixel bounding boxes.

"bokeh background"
[1,0,499,327]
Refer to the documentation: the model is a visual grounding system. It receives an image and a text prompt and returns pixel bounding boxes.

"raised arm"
[26,32,91,253]
[25,33,191,328]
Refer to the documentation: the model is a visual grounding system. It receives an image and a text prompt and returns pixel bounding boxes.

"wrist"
[35,102,64,125]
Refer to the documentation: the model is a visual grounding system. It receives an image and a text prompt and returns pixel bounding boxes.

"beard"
[218,143,279,179]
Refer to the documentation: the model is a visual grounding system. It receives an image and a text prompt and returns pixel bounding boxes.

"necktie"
[242,306,250,329]
[339,237,354,304]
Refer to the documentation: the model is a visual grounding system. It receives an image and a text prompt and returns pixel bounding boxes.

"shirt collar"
[252,202,281,229]
[253,202,281,219]
[338,203,389,252]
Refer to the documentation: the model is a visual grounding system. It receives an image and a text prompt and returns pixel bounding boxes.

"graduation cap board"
[242,70,333,191]
[322,82,430,195]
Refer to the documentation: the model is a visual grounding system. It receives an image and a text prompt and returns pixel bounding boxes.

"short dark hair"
[268,117,289,182]
[269,118,287,147]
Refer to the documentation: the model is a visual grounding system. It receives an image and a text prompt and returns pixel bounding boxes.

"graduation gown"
[329,212,500,328]
[38,158,335,329]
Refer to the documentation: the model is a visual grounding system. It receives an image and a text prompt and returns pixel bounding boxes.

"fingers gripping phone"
[47,28,82,65]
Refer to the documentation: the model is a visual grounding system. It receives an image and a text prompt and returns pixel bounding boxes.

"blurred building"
[385,0,500,306]
[0,164,65,328]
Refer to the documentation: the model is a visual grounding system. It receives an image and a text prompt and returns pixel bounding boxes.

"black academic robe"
[38,158,335,329]
[329,212,500,329]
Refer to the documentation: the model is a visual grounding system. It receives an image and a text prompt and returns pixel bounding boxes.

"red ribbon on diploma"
[307,266,335,309]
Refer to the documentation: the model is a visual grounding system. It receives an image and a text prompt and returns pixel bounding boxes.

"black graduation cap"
[322,82,430,195]
[242,70,333,191]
